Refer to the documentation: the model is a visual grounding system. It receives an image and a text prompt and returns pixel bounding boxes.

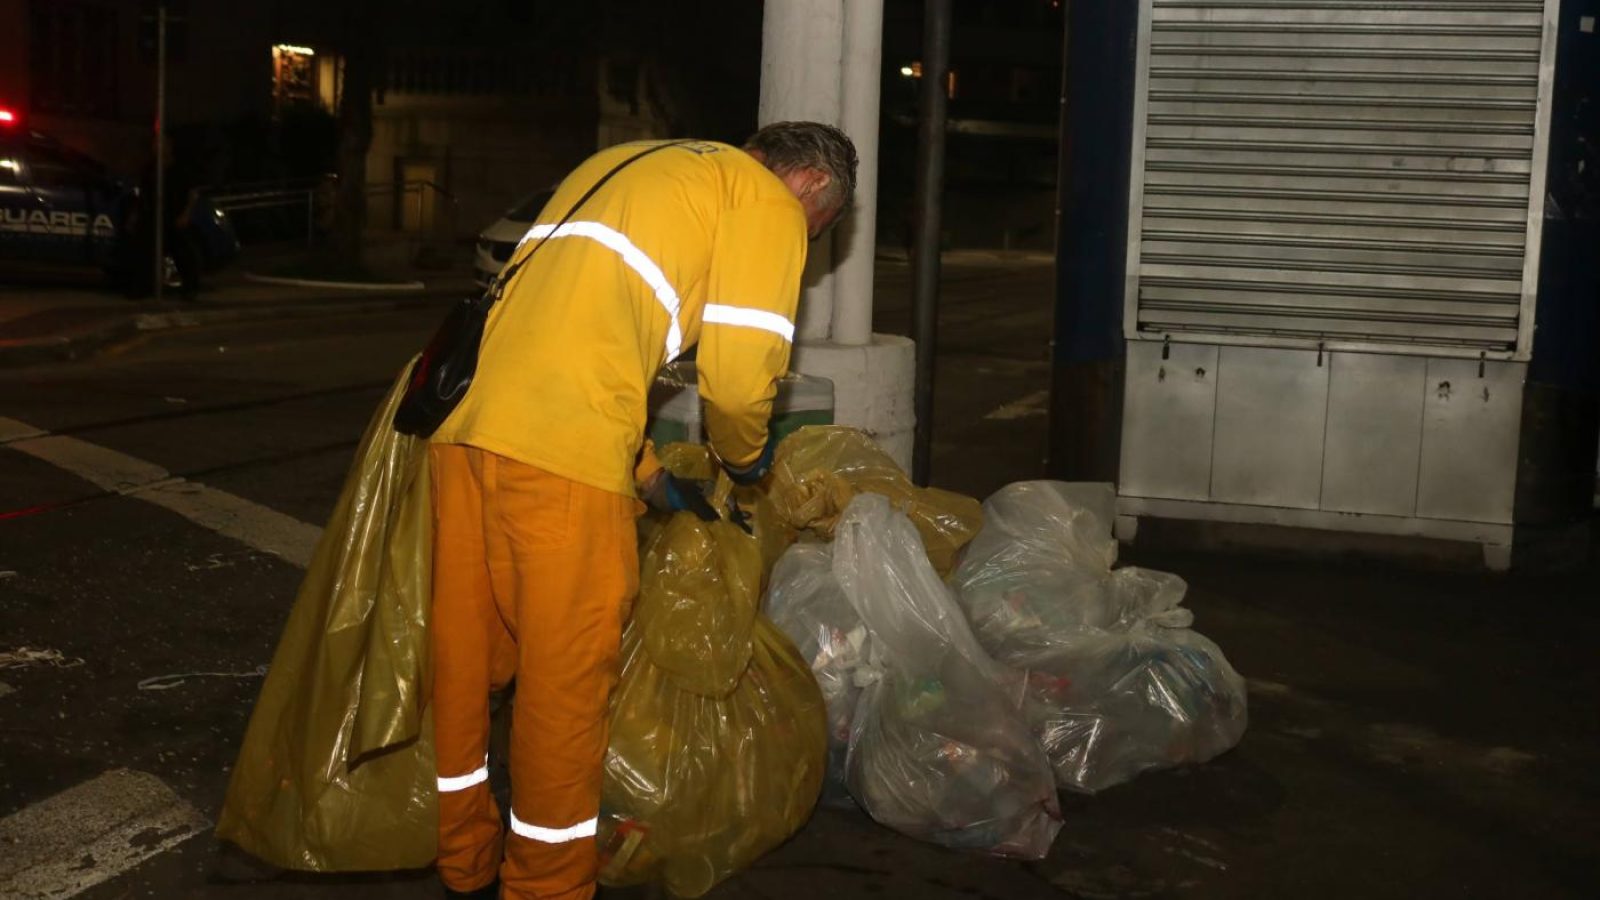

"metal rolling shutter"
[1124,0,1558,356]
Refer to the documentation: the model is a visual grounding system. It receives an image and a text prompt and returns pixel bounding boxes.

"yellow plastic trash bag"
[599,509,827,897]
[653,441,792,576]
[217,361,436,871]
[769,425,982,576]
[634,499,761,698]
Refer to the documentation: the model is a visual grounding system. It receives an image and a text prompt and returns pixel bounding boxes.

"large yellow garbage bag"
[768,425,982,575]
[599,485,827,896]
[217,362,436,870]
[598,427,970,894]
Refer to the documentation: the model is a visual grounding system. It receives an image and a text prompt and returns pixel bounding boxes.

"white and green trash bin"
[647,361,834,448]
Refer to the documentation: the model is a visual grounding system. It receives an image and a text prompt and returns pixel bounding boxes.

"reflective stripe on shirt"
[521,221,685,359]
[702,303,795,343]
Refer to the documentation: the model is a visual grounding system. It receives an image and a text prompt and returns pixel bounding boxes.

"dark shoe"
[444,879,498,899]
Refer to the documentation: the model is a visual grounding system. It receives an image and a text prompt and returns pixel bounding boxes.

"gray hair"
[744,121,858,210]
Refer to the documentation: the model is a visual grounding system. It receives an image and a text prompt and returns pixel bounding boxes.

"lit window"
[273,43,330,111]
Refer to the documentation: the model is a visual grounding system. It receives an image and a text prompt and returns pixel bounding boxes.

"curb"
[133,292,451,331]
[0,316,142,368]
[242,272,428,292]
[0,291,456,369]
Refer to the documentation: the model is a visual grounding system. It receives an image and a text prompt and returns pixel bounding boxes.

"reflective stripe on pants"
[431,443,639,899]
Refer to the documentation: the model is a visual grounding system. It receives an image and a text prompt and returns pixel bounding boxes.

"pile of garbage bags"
[769,476,1246,810]
[218,412,1245,892]
[768,494,1063,858]
[596,431,993,893]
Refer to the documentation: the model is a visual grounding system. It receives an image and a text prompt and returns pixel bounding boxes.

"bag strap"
[480,139,691,309]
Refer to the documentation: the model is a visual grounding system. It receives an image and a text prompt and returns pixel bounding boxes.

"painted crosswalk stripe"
[0,416,321,567]
[0,769,208,899]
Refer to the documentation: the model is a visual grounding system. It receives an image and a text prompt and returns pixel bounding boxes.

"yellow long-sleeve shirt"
[432,140,808,498]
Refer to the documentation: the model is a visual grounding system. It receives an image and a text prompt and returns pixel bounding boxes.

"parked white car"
[473,187,554,289]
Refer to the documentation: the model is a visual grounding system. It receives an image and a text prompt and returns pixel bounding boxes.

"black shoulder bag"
[393,140,687,436]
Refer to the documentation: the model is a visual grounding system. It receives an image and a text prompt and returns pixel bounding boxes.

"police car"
[0,107,237,288]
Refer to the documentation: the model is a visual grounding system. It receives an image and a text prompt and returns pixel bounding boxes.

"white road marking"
[0,416,321,567]
[983,389,1050,421]
[0,424,321,893]
[0,769,208,899]
[0,418,46,442]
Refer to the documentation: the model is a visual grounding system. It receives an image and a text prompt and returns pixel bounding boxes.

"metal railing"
[207,177,325,247]
[205,177,457,246]
[369,179,459,240]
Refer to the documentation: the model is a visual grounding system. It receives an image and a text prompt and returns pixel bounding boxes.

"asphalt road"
[3,256,1598,900]
[0,304,444,898]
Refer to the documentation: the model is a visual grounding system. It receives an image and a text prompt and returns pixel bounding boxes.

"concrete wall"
[596,58,670,150]
[366,54,672,242]
[0,2,26,113]
[0,0,272,176]
[366,94,597,241]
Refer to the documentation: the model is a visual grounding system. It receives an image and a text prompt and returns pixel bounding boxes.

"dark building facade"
[0,0,274,176]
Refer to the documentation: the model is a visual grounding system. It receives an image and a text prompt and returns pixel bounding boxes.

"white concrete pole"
[759,0,844,343]
[760,0,915,470]
[831,0,883,347]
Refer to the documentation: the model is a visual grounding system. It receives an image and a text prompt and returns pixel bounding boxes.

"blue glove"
[722,429,780,487]
[648,474,719,522]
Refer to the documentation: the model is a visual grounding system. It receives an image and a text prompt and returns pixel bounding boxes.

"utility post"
[153,0,166,302]
[910,0,952,486]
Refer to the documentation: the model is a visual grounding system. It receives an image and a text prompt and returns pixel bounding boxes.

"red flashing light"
[0,109,16,125]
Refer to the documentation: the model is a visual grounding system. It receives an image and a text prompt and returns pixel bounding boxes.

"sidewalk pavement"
[1,247,1046,370]
[0,263,471,369]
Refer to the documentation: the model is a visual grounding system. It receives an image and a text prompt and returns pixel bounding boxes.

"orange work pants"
[430,443,639,899]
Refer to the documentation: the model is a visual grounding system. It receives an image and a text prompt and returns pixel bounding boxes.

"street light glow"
[900,65,915,77]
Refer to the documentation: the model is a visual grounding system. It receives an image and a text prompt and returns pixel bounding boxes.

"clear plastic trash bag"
[217,361,436,870]
[828,494,1062,858]
[764,542,870,807]
[1015,624,1245,795]
[951,481,1247,794]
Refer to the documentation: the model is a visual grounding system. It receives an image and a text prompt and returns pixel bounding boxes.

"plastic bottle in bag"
[764,542,872,807]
